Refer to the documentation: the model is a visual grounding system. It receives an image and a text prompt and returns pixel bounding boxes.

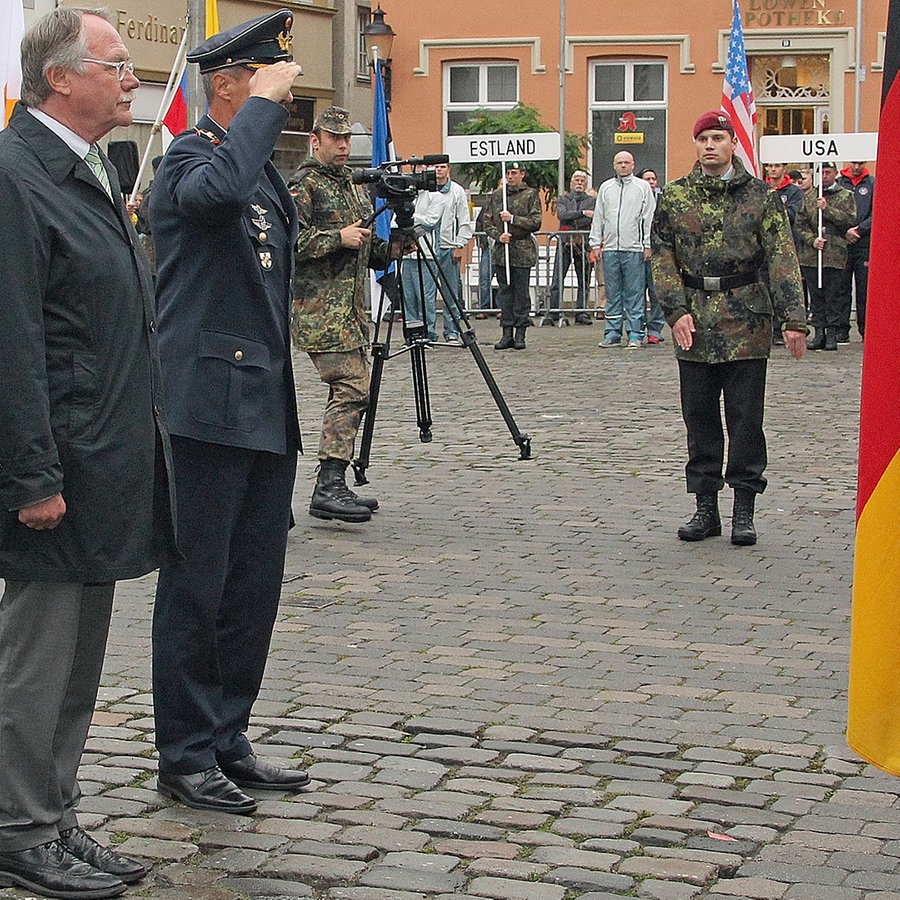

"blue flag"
[372,59,393,279]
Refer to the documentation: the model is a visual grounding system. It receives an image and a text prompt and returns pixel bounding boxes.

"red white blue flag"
[721,0,759,176]
[162,70,188,138]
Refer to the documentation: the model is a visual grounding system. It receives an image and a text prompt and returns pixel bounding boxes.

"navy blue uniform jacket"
[151,97,301,454]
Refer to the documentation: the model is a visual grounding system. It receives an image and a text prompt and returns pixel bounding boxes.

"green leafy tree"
[451,103,590,210]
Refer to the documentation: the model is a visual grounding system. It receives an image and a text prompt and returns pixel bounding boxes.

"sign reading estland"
[759,132,879,164]
[445,132,561,163]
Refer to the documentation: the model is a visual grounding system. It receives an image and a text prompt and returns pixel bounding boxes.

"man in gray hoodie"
[589,151,656,348]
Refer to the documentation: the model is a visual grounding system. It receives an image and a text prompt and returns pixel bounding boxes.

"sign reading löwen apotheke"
[444,132,561,163]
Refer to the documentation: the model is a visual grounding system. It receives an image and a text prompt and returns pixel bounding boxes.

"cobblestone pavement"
[8,321,899,900]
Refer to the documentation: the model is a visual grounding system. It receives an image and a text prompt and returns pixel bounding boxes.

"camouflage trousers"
[308,348,370,462]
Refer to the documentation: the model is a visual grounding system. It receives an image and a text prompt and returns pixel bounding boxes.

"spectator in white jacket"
[589,151,655,348]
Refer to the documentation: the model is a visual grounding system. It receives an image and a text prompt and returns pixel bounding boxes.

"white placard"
[444,132,561,163]
[759,132,879,164]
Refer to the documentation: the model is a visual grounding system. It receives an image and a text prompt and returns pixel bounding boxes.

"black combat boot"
[512,326,527,350]
[677,493,721,542]
[806,327,825,350]
[731,490,757,546]
[824,327,838,351]
[309,458,372,522]
[494,327,514,350]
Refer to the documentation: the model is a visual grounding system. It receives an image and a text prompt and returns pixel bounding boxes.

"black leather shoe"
[60,828,147,885]
[220,752,311,791]
[157,767,257,814]
[0,840,125,899]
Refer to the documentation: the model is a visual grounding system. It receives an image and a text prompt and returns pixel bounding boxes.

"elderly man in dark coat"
[0,8,176,899]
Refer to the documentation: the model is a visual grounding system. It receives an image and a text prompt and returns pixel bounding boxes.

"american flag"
[721,0,759,176]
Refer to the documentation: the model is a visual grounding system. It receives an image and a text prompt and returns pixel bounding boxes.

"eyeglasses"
[80,58,136,82]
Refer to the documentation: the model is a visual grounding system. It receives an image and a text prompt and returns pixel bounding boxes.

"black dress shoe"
[220,752,311,791]
[0,840,125,899]
[60,828,147,885]
[157,767,257,814]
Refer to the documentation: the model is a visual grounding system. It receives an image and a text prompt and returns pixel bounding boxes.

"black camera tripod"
[351,204,533,487]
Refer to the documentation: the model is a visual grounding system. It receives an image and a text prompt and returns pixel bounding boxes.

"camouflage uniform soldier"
[481,162,542,350]
[794,162,857,351]
[651,110,807,546]
[291,106,391,522]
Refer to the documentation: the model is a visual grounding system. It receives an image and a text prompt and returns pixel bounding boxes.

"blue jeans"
[401,252,438,341]
[478,240,494,310]
[433,247,462,340]
[602,250,646,341]
[644,259,665,339]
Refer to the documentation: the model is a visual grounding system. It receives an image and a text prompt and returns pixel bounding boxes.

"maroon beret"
[693,110,735,139]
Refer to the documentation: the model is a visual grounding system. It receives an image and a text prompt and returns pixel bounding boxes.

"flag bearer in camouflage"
[291,106,391,522]
[480,162,543,350]
[651,110,807,547]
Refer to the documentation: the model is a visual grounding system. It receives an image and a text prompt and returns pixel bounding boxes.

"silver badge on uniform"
[251,203,272,233]
[258,250,272,270]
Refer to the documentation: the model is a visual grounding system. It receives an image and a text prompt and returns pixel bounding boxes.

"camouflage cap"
[314,106,352,135]
[187,8,294,73]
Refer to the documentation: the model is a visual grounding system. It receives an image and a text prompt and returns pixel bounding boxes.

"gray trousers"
[0,580,115,851]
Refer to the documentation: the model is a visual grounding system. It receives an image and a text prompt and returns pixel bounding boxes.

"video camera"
[352,154,449,230]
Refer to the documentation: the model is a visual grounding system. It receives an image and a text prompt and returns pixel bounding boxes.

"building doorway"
[751,53,831,137]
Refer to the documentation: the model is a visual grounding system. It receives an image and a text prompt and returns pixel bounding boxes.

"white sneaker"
[626,338,642,349]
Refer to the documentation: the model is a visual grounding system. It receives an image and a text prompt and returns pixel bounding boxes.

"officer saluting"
[150,9,309,814]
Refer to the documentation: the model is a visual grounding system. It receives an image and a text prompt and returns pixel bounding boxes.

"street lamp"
[363,5,395,109]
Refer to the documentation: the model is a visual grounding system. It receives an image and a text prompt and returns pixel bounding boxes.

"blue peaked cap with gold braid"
[187,8,293,74]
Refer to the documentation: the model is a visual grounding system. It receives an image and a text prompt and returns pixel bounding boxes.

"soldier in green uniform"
[291,107,391,522]
[480,162,542,350]
[651,110,807,546]
[794,162,857,351]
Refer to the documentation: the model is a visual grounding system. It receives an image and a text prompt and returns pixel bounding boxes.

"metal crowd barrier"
[444,231,606,323]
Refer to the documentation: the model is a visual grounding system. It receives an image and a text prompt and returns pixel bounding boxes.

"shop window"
[590,60,667,185]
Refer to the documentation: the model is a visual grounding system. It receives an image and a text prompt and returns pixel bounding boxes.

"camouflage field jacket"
[651,158,806,363]
[481,181,542,268]
[794,184,857,270]
[290,157,391,353]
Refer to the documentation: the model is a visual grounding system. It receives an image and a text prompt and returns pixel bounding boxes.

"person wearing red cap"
[651,110,807,546]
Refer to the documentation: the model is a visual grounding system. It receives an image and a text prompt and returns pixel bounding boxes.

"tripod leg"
[420,235,532,460]
[353,275,395,487]
[409,342,432,443]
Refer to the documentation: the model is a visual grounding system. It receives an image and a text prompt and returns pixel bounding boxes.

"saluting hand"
[249,61,303,104]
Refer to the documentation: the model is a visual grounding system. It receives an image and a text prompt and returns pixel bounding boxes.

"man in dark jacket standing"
[0,9,176,898]
[652,111,807,547]
[481,162,543,350]
[545,170,595,325]
[150,10,309,816]
[837,161,875,340]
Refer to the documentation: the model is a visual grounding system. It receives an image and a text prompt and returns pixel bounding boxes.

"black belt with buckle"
[681,271,760,292]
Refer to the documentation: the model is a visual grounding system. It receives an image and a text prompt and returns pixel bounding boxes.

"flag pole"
[128,23,189,205]
[500,161,510,282]
[817,162,823,290]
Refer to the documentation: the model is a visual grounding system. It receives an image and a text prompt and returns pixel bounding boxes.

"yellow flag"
[205,0,219,38]
[1,0,25,128]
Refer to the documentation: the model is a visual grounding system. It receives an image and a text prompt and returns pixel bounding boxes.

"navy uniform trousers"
[152,436,296,775]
